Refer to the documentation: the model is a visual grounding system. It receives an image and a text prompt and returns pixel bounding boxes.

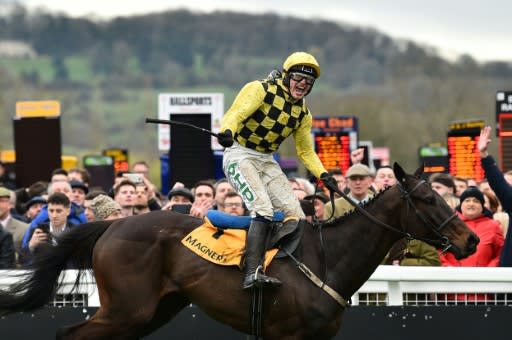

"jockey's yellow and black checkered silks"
[221,79,326,178]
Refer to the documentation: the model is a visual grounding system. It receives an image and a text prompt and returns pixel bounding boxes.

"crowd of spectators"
[0,125,511,285]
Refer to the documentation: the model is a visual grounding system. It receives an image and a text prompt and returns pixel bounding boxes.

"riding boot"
[242,219,282,289]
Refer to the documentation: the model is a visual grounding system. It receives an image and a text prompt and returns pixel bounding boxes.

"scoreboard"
[496,91,512,170]
[312,116,358,174]
[447,120,485,182]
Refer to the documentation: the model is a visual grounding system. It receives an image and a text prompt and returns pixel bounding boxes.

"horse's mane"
[321,185,393,228]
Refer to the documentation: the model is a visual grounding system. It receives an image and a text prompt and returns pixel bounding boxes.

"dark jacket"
[0,228,16,269]
[481,155,512,266]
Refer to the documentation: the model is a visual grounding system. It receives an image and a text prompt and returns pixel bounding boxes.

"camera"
[123,173,144,184]
[171,204,192,214]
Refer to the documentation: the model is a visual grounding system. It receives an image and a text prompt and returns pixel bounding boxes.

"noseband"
[397,180,456,252]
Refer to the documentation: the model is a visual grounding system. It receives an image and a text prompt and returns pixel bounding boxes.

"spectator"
[439,186,504,302]
[299,199,315,224]
[327,168,347,196]
[324,163,374,218]
[69,180,88,207]
[442,193,460,211]
[28,180,87,230]
[90,194,123,221]
[0,187,28,265]
[221,192,246,216]
[21,192,79,265]
[383,238,440,267]
[0,225,15,269]
[133,183,151,215]
[131,160,150,179]
[68,168,91,188]
[428,173,455,197]
[440,187,503,268]
[114,180,136,217]
[483,190,509,237]
[453,176,469,197]
[50,168,68,183]
[83,190,107,222]
[164,187,195,208]
[14,180,47,215]
[213,178,234,210]
[303,192,328,222]
[504,170,512,186]
[19,196,47,223]
[478,126,512,266]
[372,165,397,192]
[295,177,315,196]
[190,181,215,219]
[0,161,16,190]
[289,178,307,200]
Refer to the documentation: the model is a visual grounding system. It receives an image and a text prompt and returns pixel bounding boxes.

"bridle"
[396,179,456,253]
[325,179,457,253]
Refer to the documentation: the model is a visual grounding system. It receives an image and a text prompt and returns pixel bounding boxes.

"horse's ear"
[413,163,425,178]
[393,162,407,184]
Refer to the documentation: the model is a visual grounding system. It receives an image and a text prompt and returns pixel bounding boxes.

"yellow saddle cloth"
[181,218,278,269]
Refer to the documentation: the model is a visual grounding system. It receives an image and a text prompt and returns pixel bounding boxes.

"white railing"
[1,266,512,307]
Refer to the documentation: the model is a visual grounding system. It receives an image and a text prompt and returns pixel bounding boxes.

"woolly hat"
[167,187,194,203]
[459,186,485,207]
[91,194,121,220]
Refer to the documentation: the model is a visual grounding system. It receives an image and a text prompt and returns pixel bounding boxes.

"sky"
[20,0,512,63]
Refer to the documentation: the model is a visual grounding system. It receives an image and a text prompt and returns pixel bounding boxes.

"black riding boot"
[242,220,282,289]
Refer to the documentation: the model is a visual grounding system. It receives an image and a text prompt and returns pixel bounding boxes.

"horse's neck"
[312,189,403,298]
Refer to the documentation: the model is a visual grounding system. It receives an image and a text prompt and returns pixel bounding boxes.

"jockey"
[217,51,338,289]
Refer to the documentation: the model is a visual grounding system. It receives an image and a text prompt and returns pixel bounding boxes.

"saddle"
[180,210,304,268]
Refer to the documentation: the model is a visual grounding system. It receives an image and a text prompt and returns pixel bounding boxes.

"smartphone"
[37,223,50,234]
[171,204,192,214]
[123,173,144,184]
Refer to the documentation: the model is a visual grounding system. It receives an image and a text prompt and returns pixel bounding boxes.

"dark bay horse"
[0,164,478,339]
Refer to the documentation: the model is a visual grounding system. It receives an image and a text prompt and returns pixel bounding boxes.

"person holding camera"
[217,51,338,289]
[20,192,77,266]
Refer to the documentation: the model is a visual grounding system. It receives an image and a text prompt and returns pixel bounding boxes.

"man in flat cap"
[324,163,375,218]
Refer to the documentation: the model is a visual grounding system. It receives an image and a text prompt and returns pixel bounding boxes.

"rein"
[325,180,455,252]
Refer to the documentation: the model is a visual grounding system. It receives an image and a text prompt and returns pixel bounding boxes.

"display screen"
[418,145,448,175]
[103,148,129,173]
[312,116,358,174]
[447,121,484,182]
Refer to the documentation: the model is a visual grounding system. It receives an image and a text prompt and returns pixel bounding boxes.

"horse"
[0,163,478,339]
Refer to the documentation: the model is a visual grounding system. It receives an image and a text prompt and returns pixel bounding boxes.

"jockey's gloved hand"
[218,129,234,148]
[321,172,339,193]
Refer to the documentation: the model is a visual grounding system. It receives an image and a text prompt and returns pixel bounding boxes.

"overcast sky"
[21,0,512,62]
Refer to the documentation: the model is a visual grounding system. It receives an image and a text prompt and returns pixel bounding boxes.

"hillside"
[0,4,510,171]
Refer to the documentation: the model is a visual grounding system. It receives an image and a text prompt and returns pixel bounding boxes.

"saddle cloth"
[181,217,278,269]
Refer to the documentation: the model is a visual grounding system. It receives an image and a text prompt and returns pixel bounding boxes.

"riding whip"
[145,118,219,138]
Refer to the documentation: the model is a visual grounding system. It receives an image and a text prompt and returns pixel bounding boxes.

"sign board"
[157,93,224,151]
[447,120,485,181]
[499,114,512,171]
[16,100,60,117]
[419,144,449,175]
[496,91,512,128]
[102,148,129,173]
[312,116,358,174]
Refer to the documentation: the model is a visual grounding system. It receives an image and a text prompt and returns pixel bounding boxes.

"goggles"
[289,72,316,85]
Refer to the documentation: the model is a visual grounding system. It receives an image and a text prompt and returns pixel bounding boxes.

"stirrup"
[243,266,282,289]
